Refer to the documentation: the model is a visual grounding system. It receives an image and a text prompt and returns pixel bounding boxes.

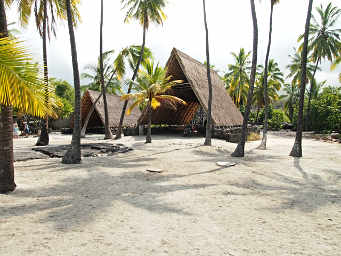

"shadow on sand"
[2,156,215,231]
[224,157,341,213]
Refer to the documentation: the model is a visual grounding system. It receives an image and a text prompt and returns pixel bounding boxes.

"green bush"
[249,111,258,124]
[258,105,274,124]
[268,109,287,130]
[309,87,341,132]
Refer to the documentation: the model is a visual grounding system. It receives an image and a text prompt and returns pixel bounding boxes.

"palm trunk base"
[257,133,267,150]
[114,130,122,140]
[62,148,81,164]
[231,142,245,157]
[146,125,151,143]
[204,138,211,146]
[104,129,113,140]
[80,126,87,138]
[0,182,16,194]
[289,140,302,157]
[36,125,49,146]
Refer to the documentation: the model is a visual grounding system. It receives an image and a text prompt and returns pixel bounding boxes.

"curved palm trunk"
[290,0,314,158]
[62,0,81,164]
[99,0,113,140]
[0,0,16,193]
[258,3,274,150]
[305,58,320,131]
[203,0,213,146]
[146,101,152,143]
[116,15,147,140]
[36,0,49,146]
[81,69,117,138]
[231,0,258,157]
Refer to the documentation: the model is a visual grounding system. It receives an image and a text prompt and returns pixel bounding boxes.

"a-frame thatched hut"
[138,48,243,128]
[80,90,141,132]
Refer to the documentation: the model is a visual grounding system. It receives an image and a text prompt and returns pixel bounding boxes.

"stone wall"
[213,126,260,143]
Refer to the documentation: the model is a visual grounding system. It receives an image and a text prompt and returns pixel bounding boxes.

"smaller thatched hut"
[80,90,141,132]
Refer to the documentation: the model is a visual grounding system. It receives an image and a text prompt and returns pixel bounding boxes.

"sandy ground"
[1,133,341,256]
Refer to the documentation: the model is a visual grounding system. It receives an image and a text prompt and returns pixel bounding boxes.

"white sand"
[1,133,341,256]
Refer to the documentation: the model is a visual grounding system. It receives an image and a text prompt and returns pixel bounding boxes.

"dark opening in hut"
[138,48,243,132]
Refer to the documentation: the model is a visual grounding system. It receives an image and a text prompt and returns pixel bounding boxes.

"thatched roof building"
[81,90,141,129]
[139,48,243,127]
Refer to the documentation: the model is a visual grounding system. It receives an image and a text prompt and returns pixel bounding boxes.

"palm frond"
[0,37,56,117]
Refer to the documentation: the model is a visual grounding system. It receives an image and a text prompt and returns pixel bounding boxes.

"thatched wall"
[139,48,243,127]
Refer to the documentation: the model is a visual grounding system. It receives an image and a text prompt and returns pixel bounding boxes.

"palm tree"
[231,0,259,157]
[283,83,299,122]
[62,0,81,164]
[80,46,152,138]
[13,0,79,146]
[202,0,213,146]
[0,36,55,193]
[290,0,314,158]
[81,50,121,93]
[116,0,167,139]
[258,0,280,150]
[287,49,317,88]
[224,48,251,107]
[298,2,341,130]
[121,59,185,143]
[253,60,283,120]
[99,0,112,139]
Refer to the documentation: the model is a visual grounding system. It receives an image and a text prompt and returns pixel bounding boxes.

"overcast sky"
[7,0,341,87]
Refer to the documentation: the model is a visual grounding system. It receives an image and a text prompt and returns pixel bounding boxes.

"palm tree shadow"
[225,158,341,213]
[2,169,215,232]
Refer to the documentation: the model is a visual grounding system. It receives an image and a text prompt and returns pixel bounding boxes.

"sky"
[6,0,341,87]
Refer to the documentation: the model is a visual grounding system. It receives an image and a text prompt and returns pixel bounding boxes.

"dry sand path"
[1,133,341,256]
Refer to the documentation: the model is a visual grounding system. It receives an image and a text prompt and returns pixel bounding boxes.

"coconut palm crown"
[121,59,185,143]
[122,0,167,29]
[298,2,341,65]
[224,48,251,107]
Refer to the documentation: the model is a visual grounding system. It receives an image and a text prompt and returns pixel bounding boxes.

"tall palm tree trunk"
[36,0,49,146]
[203,0,213,146]
[116,14,147,140]
[289,100,294,122]
[231,0,258,157]
[258,3,274,150]
[290,0,314,158]
[62,0,81,164]
[99,0,113,139]
[146,102,152,143]
[0,0,16,193]
[305,58,320,131]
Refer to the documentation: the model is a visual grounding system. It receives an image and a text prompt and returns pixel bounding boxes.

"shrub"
[309,87,341,132]
[268,109,286,131]
[258,105,274,124]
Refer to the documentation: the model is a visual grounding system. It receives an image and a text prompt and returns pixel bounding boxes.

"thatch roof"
[81,90,141,128]
[139,48,243,127]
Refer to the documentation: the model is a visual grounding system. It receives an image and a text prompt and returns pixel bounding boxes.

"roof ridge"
[172,48,221,77]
